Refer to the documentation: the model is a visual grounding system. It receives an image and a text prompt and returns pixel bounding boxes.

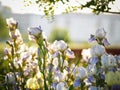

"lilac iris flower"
[52,82,58,89]
[88,35,96,42]
[28,26,42,37]
[73,79,81,87]
[102,38,110,46]
[87,64,96,75]
[87,75,95,83]
[89,57,99,65]
[52,51,60,58]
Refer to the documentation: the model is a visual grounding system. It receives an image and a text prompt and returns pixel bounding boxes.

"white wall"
[8,13,120,45]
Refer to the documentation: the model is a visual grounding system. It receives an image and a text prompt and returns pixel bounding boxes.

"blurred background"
[0,0,120,58]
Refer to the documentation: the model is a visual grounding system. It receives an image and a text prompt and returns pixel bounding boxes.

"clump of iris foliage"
[1,18,120,90]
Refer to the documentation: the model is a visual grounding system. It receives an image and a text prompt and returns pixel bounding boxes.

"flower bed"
[2,18,120,90]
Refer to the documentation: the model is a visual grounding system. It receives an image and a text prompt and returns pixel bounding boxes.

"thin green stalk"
[18,64,26,90]
[38,39,48,90]
[66,58,81,83]
[61,53,65,72]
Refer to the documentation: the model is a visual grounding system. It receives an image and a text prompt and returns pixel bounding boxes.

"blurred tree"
[0,14,8,41]
[24,0,120,17]
[49,27,71,43]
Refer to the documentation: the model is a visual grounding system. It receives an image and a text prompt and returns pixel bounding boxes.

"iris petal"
[73,79,81,87]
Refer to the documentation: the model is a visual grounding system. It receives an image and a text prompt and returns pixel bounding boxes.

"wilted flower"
[95,28,106,39]
[90,45,105,57]
[56,82,69,90]
[6,18,18,30]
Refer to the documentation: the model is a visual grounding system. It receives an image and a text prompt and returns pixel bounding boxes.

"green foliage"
[0,43,10,89]
[24,0,67,18]
[81,0,116,14]
[49,27,71,43]
[23,0,119,18]
[0,14,9,40]
[35,0,69,4]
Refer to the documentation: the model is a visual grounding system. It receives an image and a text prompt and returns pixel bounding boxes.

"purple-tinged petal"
[88,75,95,83]
[95,28,106,39]
[87,64,96,75]
[73,79,81,87]
[89,35,96,42]
[102,38,110,46]
[55,67,59,72]
[89,57,99,64]
[65,49,75,59]
[52,51,60,58]
[52,82,58,89]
